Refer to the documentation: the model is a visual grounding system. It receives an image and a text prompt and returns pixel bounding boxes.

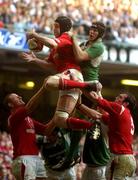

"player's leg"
[112,155,136,180]
[82,166,107,180]
[44,69,92,134]
[11,158,24,180]
[52,95,92,171]
[43,75,101,92]
[45,93,93,136]
[12,156,37,180]
[49,92,92,171]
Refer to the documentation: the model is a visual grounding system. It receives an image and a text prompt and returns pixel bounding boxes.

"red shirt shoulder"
[48,33,80,72]
[8,106,28,127]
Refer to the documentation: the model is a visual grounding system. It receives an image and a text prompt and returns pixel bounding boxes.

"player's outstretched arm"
[20,52,54,70]
[77,102,102,120]
[71,35,90,61]
[27,32,57,48]
[26,86,45,114]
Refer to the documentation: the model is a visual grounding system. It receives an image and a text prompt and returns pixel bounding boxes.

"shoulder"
[93,40,105,49]
[12,106,26,115]
[9,106,27,120]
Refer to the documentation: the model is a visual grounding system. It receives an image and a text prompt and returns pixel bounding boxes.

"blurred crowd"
[0,0,138,43]
[0,131,138,179]
[0,131,14,179]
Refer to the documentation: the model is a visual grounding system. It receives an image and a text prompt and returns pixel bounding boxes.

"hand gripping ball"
[27,38,43,52]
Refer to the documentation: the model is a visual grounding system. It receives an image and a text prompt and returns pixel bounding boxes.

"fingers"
[89,91,99,99]
[67,31,73,38]
[83,90,98,101]
[19,52,33,62]
[26,31,37,41]
[97,82,103,92]
[31,51,36,57]
[19,52,28,59]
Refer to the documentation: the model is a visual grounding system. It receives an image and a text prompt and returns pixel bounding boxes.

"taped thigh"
[56,94,78,114]
[54,111,69,119]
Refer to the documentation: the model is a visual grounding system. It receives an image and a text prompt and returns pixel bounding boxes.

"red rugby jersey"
[8,106,47,159]
[48,33,81,73]
[98,98,134,154]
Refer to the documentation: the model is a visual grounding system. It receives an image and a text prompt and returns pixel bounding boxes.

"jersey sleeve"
[86,43,104,59]
[8,106,28,126]
[97,98,122,115]
[33,120,47,135]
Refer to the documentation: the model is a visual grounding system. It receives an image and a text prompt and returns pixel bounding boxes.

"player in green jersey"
[37,128,78,180]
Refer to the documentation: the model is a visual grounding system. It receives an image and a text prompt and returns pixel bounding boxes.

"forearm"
[72,36,88,61]
[33,57,54,70]
[72,37,84,60]
[26,86,45,114]
[82,90,98,104]
[34,120,48,135]
[77,104,102,119]
[33,33,57,48]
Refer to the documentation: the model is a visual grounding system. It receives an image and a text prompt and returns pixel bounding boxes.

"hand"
[82,90,99,103]
[96,82,103,92]
[89,91,99,100]
[20,52,37,62]
[66,31,73,38]
[26,31,38,41]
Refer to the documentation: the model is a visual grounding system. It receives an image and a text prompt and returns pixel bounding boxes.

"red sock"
[66,117,93,130]
[59,78,88,90]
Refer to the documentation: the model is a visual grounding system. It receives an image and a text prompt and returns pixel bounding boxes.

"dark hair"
[55,16,72,34]
[3,93,12,111]
[91,22,106,38]
[123,92,136,113]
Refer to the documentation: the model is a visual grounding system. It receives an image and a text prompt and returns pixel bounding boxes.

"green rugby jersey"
[83,126,110,166]
[38,129,69,168]
[80,39,105,81]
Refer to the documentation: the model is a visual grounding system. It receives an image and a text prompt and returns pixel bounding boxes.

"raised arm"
[27,32,58,48]
[77,103,102,119]
[71,34,104,63]
[72,36,90,61]
[21,52,55,70]
[25,86,45,114]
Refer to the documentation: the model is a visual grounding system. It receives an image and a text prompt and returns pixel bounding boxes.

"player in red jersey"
[22,16,98,136]
[76,90,137,179]
[3,87,48,180]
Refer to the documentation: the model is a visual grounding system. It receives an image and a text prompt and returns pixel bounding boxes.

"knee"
[43,75,59,89]
[53,111,69,128]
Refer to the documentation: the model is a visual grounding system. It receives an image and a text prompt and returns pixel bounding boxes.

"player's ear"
[8,102,13,108]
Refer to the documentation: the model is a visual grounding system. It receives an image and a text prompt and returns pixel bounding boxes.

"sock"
[66,117,92,130]
[59,78,92,90]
